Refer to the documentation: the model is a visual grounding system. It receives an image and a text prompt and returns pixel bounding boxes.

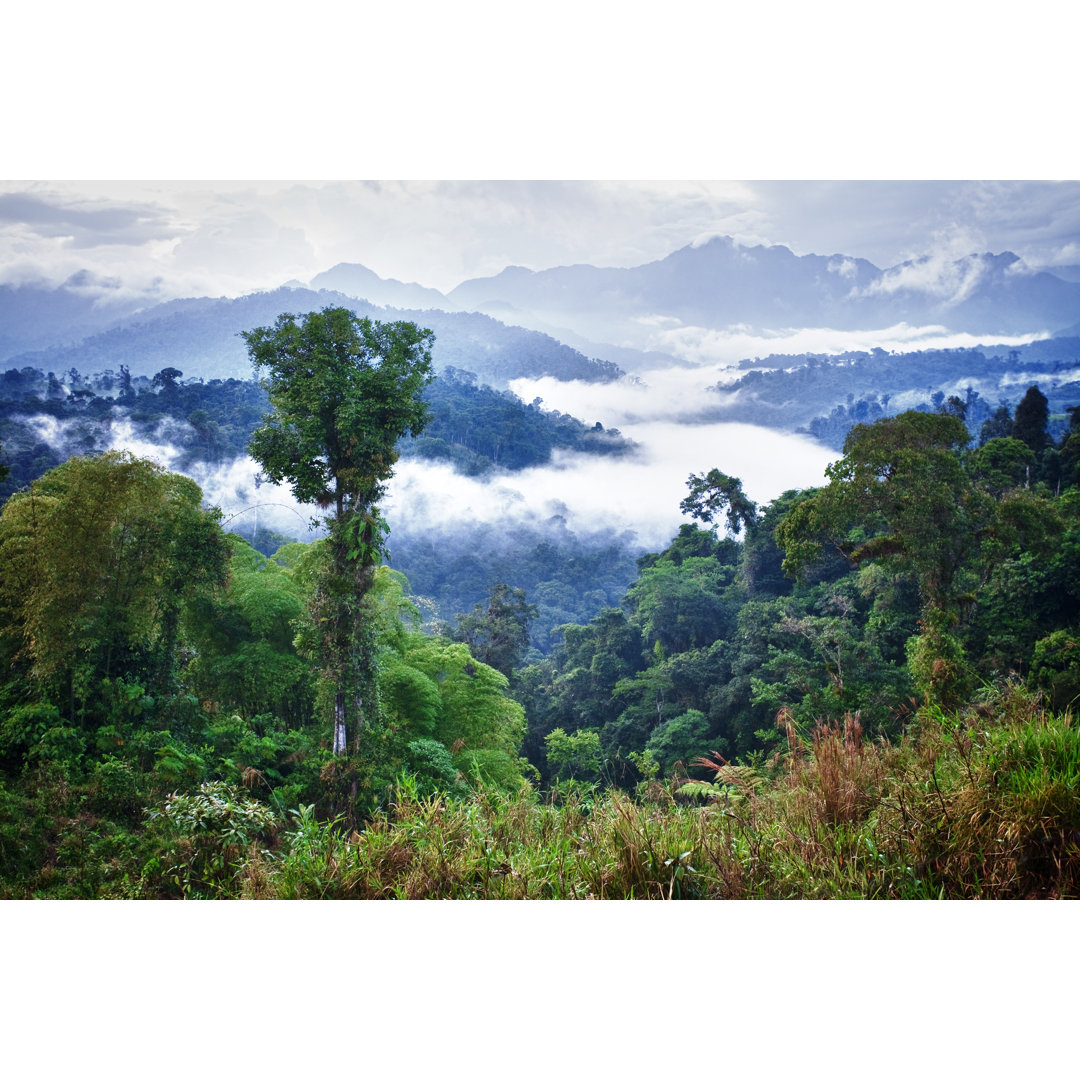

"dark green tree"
[152,367,184,397]
[775,411,1059,706]
[448,584,537,678]
[680,469,758,535]
[1012,384,1050,457]
[243,308,434,756]
[775,412,982,704]
[968,437,1036,497]
[979,404,1013,446]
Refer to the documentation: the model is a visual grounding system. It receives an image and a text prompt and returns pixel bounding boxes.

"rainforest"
[2,304,1079,899]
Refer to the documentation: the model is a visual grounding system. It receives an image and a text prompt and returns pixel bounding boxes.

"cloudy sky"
[2,179,1079,305]
[5,2,1077,305]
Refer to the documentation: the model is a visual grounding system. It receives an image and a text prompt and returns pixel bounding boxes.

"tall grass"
[231,681,1080,900]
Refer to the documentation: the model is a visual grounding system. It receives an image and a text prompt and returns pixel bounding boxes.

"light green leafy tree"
[643,709,712,776]
[391,635,531,790]
[544,727,603,783]
[181,537,312,724]
[0,452,228,728]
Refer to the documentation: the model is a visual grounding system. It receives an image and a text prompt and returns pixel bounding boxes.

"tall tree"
[979,403,1013,446]
[1012,384,1050,457]
[775,411,1059,705]
[775,412,983,704]
[447,584,537,677]
[243,308,434,755]
[680,469,758,535]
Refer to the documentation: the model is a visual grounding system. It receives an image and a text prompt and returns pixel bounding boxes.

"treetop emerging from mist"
[243,307,435,518]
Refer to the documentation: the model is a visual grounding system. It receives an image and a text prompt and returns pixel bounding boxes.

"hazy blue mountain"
[308,262,682,372]
[0,278,150,362]
[9,237,1075,397]
[2,287,622,388]
[448,237,1080,344]
[1045,265,1080,284]
[309,263,453,310]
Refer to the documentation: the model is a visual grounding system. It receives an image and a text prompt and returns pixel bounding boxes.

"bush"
[1030,630,1080,711]
[143,781,280,898]
[404,738,463,797]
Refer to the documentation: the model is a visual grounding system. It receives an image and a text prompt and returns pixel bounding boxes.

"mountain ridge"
[446,235,1080,345]
[1,286,623,389]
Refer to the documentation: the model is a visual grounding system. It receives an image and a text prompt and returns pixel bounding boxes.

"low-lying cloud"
[512,371,742,426]
[384,421,835,551]
[612,321,1049,369]
[19,391,835,555]
[508,325,1051,432]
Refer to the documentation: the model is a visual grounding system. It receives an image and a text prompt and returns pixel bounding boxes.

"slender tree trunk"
[333,691,347,755]
[325,502,379,756]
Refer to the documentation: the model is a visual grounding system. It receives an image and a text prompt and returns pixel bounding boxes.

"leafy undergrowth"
[228,683,1080,900]
[5,682,1078,899]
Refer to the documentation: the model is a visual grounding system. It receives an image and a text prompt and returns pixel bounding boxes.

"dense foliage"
[2,349,1079,896]
[516,396,1080,792]
[400,366,633,475]
[244,308,436,763]
[0,362,632,504]
[0,362,640,644]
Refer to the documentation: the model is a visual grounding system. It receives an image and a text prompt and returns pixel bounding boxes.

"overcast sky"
[6,4,1076,305]
[2,179,1079,304]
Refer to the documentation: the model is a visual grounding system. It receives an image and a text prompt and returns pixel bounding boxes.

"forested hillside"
[519,403,1080,789]
[0,363,634,500]
[2,309,1080,899]
[708,337,1080,449]
[0,361,642,646]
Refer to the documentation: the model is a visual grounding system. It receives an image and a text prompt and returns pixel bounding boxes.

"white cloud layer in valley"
[137,419,834,556]
[615,320,1050,369]
[23,392,834,555]
[385,419,835,552]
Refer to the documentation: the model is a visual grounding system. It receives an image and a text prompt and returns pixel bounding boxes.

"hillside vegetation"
[1,315,1079,899]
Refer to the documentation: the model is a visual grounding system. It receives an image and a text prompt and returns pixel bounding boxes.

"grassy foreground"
[233,682,1080,900]
[4,682,1078,899]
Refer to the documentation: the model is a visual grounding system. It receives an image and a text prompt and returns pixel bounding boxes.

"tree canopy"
[244,308,435,519]
[0,451,228,723]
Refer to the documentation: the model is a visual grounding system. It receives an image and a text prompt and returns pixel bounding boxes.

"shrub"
[143,781,280,898]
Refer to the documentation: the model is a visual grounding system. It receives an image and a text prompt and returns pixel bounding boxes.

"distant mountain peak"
[688,233,736,249]
[308,263,450,310]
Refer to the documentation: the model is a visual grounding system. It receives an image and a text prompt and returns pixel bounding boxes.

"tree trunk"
[333,691,347,755]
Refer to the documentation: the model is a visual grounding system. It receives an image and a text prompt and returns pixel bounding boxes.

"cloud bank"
[606,321,1050,370]
[39,392,831,554]
[384,421,834,552]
